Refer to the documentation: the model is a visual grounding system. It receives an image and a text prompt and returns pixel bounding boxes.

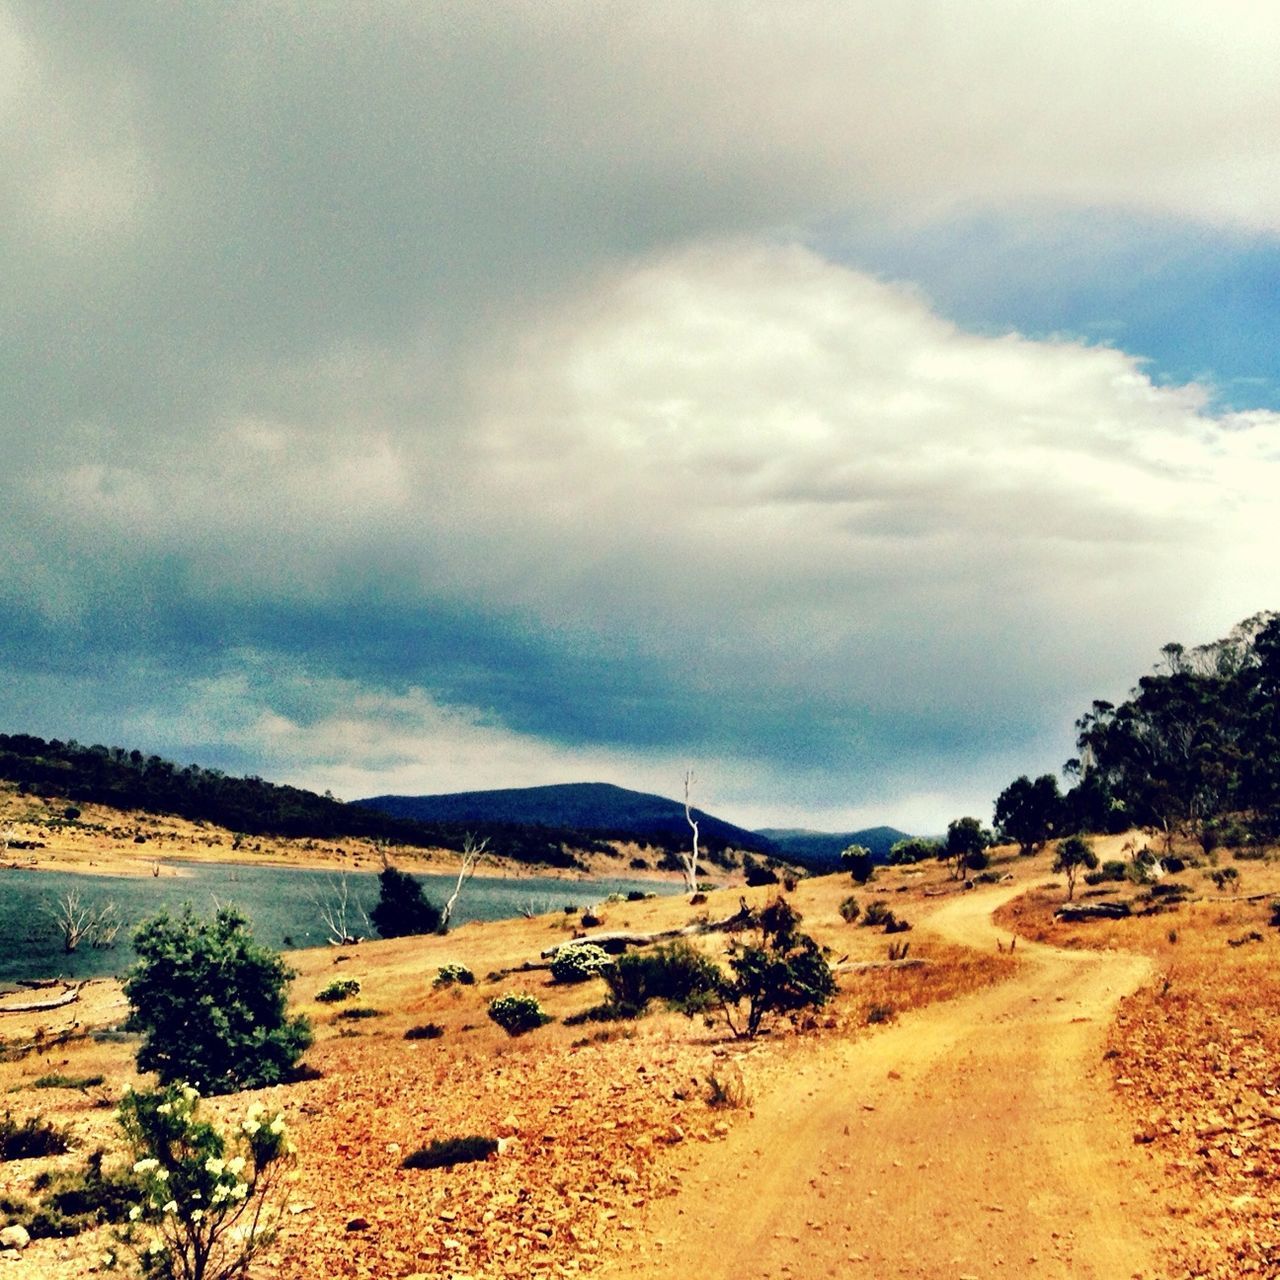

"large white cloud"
[5,4,1280,828]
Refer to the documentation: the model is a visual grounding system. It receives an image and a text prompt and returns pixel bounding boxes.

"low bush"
[404,1023,444,1041]
[866,1003,895,1025]
[603,941,722,1018]
[0,1111,71,1161]
[433,963,475,988]
[704,1062,750,1110]
[33,1073,105,1091]
[315,978,361,1003]
[487,993,552,1036]
[838,896,861,924]
[550,942,614,984]
[402,1135,497,1170]
[335,1007,385,1021]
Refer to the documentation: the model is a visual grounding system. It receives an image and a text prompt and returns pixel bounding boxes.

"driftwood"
[833,957,927,973]
[0,1025,85,1063]
[0,984,82,1014]
[1055,901,1132,922]
[540,900,758,960]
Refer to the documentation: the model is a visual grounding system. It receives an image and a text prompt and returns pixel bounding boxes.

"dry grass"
[996,845,1280,1279]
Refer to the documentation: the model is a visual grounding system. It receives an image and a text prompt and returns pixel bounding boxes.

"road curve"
[607,884,1166,1280]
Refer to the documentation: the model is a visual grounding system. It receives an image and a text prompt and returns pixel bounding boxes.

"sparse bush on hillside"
[550,942,614,984]
[838,895,861,924]
[404,1023,445,1041]
[0,1111,71,1161]
[433,963,475,988]
[487,992,552,1036]
[315,978,360,1003]
[124,906,312,1094]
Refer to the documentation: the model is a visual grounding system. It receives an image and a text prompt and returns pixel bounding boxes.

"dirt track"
[608,885,1169,1280]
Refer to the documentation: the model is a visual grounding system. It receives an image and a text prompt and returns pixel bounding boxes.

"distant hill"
[355,782,776,856]
[756,825,911,869]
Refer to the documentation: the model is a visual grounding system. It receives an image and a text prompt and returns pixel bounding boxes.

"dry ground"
[996,841,1280,1279]
[2,833,1274,1278]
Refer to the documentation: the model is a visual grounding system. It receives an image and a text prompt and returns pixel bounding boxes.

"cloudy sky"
[3,2,1279,833]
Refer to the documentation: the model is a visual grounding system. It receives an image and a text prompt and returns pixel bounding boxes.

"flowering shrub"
[111,1082,295,1280]
[315,977,360,1003]
[486,992,552,1036]
[549,942,613,984]
[433,963,475,988]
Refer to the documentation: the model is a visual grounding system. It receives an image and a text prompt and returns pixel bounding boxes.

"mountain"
[355,782,776,855]
[756,825,911,869]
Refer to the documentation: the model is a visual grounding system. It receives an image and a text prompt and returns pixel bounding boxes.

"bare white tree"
[681,769,701,895]
[45,891,121,953]
[440,834,489,932]
[309,873,368,946]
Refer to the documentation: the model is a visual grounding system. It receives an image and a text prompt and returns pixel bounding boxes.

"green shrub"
[603,941,722,1018]
[404,1023,444,1041]
[861,901,895,928]
[866,1003,895,1025]
[401,1135,497,1170]
[550,942,614,984]
[123,906,312,1094]
[369,866,442,939]
[487,993,552,1036]
[433,963,475,988]
[315,978,361,1003]
[838,896,861,924]
[718,897,836,1039]
[0,1111,71,1160]
[335,1007,385,1021]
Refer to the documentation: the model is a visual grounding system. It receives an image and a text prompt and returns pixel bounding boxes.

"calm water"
[0,861,675,986]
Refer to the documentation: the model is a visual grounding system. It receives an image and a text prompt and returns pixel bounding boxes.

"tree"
[1053,835,1098,900]
[369,865,442,938]
[308,873,368,946]
[439,834,489,932]
[839,843,875,883]
[680,769,701,895]
[994,774,1063,856]
[124,907,312,1093]
[942,817,990,879]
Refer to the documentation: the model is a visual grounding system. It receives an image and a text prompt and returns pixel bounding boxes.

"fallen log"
[833,958,927,973]
[541,901,757,959]
[0,984,82,1014]
[1055,901,1131,922]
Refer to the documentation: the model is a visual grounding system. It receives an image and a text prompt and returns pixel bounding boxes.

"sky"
[3,1,1280,834]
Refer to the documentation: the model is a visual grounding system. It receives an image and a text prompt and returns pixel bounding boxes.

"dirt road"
[608,885,1168,1280]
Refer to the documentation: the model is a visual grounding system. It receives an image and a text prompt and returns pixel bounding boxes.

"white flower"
[204,1157,225,1176]
[154,1169,169,1182]
[181,1085,199,1102]
[161,1200,177,1215]
[246,1101,266,1121]
[156,1103,172,1115]
[226,1156,245,1176]
[269,1116,285,1136]
[242,1120,260,1135]
[132,1158,159,1175]
[231,1182,249,1201]
[191,1209,204,1223]
[211,1184,229,1204]
[128,1205,141,1221]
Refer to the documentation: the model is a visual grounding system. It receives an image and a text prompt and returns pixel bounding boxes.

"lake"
[0,861,677,986]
